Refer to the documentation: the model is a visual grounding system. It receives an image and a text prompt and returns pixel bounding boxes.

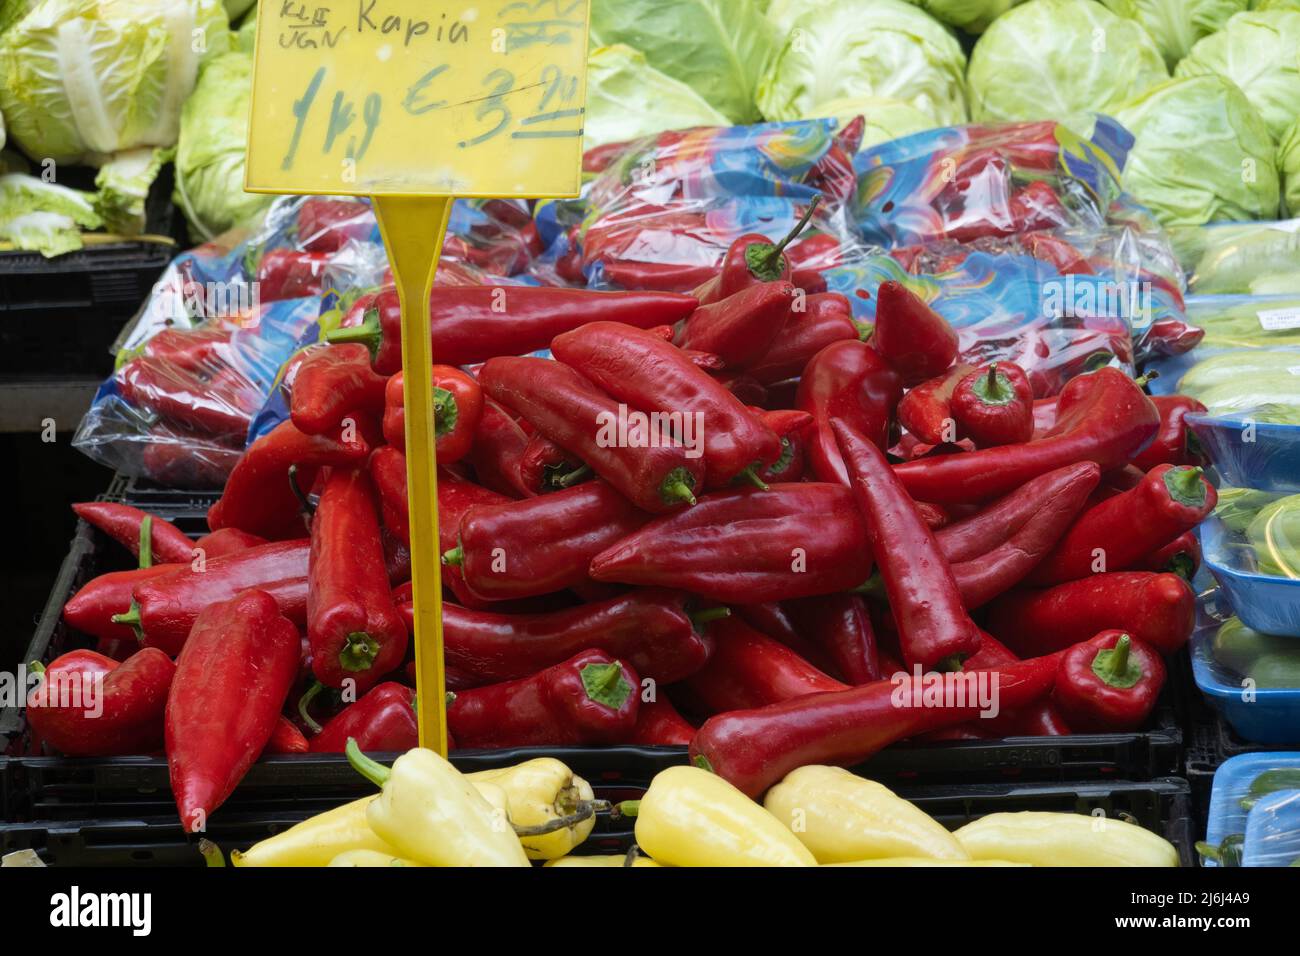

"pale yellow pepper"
[545,854,662,868]
[629,765,816,867]
[468,758,597,860]
[765,766,968,863]
[231,797,397,867]
[328,849,424,867]
[954,812,1180,867]
[828,858,1027,867]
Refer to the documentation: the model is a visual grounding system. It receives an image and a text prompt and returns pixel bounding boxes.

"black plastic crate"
[110,472,223,512]
[0,776,1195,867]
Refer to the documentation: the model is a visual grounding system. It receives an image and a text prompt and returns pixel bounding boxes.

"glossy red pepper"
[207,419,370,539]
[871,281,959,386]
[255,248,332,301]
[307,682,418,753]
[744,292,861,384]
[116,357,253,437]
[892,368,1159,505]
[517,432,591,494]
[447,650,640,748]
[1130,395,1208,472]
[675,281,795,368]
[444,480,649,601]
[1029,465,1216,586]
[192,528,267,559]
[433,473,513,608]
[480,356,704,513]
[140,327,234,374]
[140,428,242,489]
[753,408,811,484]
[604,259,719,293]
[987,572,1195,657]
[327,286,697,374]
[264,715,310,755]
[796,339,904,484]
[695,199,819,305]
[468,399,534,499]
[166,589,300,831]
[590,483,873,604]
[289,344,388,436]
[72,502,194,565]
[552,321,781,489]
[833,420,979,669]
[381,365,483,462]
[1052,631,1166,732]
[26,648,174,757]
[734,602,836,672]
[62,564,182,642]
[307,468,408,692]
[690,654,1061,799]
[295,197,374,252]
[950,362,1034,448]
[368,446,410,545]
[632,696,696,746]
[897,363,976,445]
[1132,530,1201,580]
[681,617,847,714]
[785,593,879,685]
[1021,231,1094,275]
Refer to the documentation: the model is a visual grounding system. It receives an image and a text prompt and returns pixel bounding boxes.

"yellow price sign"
[246,1,591,756]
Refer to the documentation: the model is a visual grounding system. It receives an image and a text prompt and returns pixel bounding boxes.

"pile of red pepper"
[37,217,1216,820]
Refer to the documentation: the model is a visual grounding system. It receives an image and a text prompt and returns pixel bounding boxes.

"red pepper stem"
[297,680,326,734]
[689,606,731,627]
[735,466,770,492]
[323,314,382,357]
[339,632,381,673]
[1163,466,1206,508]
[555,464,593,488]
[288,464,316,518]
[345,737,391,788]
[138,515,154,570]
[763,195,821,266]
[441,545,464,567]
[111,602,143,639]
[198,839,226,867]
[1092,634,1141,689]
[660,471,698,506]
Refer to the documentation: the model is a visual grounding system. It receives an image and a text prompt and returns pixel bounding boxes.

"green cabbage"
[93,144,170,235]
[1280,120,1300,218]
[0,170,100,255]
[1179,350,1300,422]
[222,0,252,20]
[967,0,1167,125]
[1254,0,1300,9]
[234,7,254,51]
[0,0,36,33]
[1099,0,1248,68]
[0,210,80,255]
[590,0,775,124]
[1176,10,1300,141]
[1114,75,1279,227]
[756,0,967,126]
[173,50,271,241]
[906,0,1021,32]
[1184,221,1300,293]
[584,45,729,152]
[0,0,230,165]
[804,95,940,148]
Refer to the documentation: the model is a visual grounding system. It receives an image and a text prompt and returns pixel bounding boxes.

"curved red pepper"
[382,365,483,463]
[734,602,836,673]
[871,280,959,386]
[753,408,811,484]
[632,696,696,746]
[950,362,1034,448]
[433,473,513,608]
[290,343,389,436]
[1132,530,1200,580]
[469,399,534,499]
[696,200,820,305]
[517,432,590,494]
[1130,395,1208,472]
[604,259,719,293]
[116,357,254,438]
[193,528,267,559]
[27,648,174,757]
[676,281,795,368]
[72,502,194,565]
[744,292,860,384]
[368,446,410,546]
[785,594,880,685]
[264,715,310,755]
[308,682,418,753]
[796,339,904,484]
[897,363,976,445]
[447,649,640,748]
[62,564,183,642]
[306,469,407,691]
[1052,631,1166,732]
[255,248,332,301]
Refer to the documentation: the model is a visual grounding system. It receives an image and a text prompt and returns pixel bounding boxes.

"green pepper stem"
[297,681,326,734]
[138,516,153,570]
[555,464,593,488]
[432,385,457,439]
[441,545,464,567]
[339,632,381,673]
[850,573,886,599]
[613,799,641,819]
[345,737,391,788]
[689,606,731,627]
[198,839,226,868]
[111,602,143,637]
[1163,466,1206,508]
[692,754,714,773]
[323,314,382,356]
[28,661,45,676]
[971,363,1016,406]
[855,321,874,343]
[288,464,316,518]
[735,465,769,492]
[936,654,966,673]
[1091,634,1142,689]
[762,195,821,267]
[660,471,698,506]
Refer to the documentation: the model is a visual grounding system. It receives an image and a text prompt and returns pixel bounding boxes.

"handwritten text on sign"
[246,1,591,198]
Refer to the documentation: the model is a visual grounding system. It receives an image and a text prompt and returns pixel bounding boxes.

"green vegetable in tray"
[1195,834,1244,866]
[1176,9,1300,141]
[1178,351,1300,422]
[1246,495,1300,579]
[1280,119,1300,220]
[1099,0,1247,69]
[1114,75,1279,227]
[967,0,1167,126]
[1188,222,1300,294]
[1187,297,1300,351]
[1241,770,1300,810]
[1215,487,1282,534]
[1212,617,1300,689]
[584,45,729,153]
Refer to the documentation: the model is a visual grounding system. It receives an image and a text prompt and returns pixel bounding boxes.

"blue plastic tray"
[1201,513,1300,637]
[1186,412,1300,494]
[1191,608,1300,744]
[1242,788,1300,866]
[1204,752,1300,867]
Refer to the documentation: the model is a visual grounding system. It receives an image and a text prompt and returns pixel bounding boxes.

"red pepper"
[1029,465,1216,586]
[786,234,842,292]
[697,200,820,305]
[381,366,483,462]
[327,286,698,374]
[681,617,847,714]
[444,480,649,601]
[116,357,253,437]
[552,321,781,489]
[796,339,904,484]
[754,408,811,484]
[603,259,719,293]
[871,281,959,386]
[1021,231,1094,275]
[987,572,1195,657]
[368,446,410,546]
[71,502,193,565]
[62,565,182,643]
[295,197,373,252]
[255,248,332,301]
[785,593,879,684]
[447,650,640,747]
[479,356,704,513]
[207,419,370,539]
[517,432,591,494]
[690,654,1061,799]
[950,363,1034,448]
[892,368,1160,505]
[632,696,696,746]
[307,682,418,753]
[897,363,976,445]
[1146,317,1204,356]
[675,281,795,368]
[744,292,861,384]
[469,399,534,499]
[734,602,837,672]
[961,629,1021,670]
[26,648,174,756]
[1130,395,1208,472]
[715,370,769,407]
[290,344,388,436]
[307,468,408,692]
[1009,180,1068,232]
[264,715,310,755]
[193,528,267,559]
[434,472,513,608]
[1052,631,1166,732]
[590,483,873,604]
[140,327,234,374]
[833,420,979,669]
[1132,530,1201,580]
[166,590,300,831]
[141,429,242,489]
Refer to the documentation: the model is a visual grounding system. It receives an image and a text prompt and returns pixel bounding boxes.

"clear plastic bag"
[1202,753,1300,866]
[1169,219,1300,295]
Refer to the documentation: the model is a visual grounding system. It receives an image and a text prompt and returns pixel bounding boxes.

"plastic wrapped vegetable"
[1280,120,1300,220]
[1177,349,1300,424]
[1099,0,1247,68]
[967,0,1167,126]
[1180,221,1300,295]
[1114,76,1280,227]
[1199,754,1300,867]
[1213,618,1300,689]
[1246,495,1300,579]
[756,0,968,126]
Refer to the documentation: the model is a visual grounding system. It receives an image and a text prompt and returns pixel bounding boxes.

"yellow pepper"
[626,765,816,867]
[828,858,1027,867]
[231,797,397,867]
[467,758,597,860]
[327,849,423,866]
[545,854,662,868]
[954,812,1180,867]
[764,766,968,863]
[347,740,529,867]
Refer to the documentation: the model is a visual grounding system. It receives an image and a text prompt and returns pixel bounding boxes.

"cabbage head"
[1280,118,1300,217]
[584,45,728,152]
[1099,0,1248,68]
[906,0,1022,32]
